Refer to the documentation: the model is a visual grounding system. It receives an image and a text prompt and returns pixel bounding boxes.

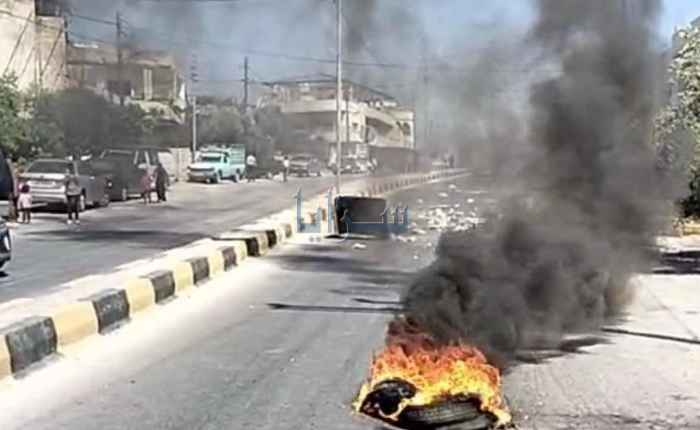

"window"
[26,161,72,174]
[36,0,62,17]
[80,163,94,176]
[103,149,134,162]
[136,151,147,166]
[107,80,132,98]
[199,154,223,163]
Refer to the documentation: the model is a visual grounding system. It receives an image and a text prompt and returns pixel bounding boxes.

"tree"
[656,26,700,143]
[656,25,700,217]
[25,88,155,157]
[0,74,26,156]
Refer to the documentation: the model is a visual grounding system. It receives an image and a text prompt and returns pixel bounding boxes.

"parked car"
[188,149,238,183]
[91,158,145,201]
[0,220,10,269]
[340,157,363,174]
[98,146,170,188]
[289,154,323,177]
[19,159,109,211]
[247,157,285,180]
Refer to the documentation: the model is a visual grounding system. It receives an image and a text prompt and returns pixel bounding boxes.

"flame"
[353,319,512,427]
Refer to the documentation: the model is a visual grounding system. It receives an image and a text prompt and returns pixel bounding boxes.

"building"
[0,0,68,91]
[66,43,187,122]
[261,78,416,172]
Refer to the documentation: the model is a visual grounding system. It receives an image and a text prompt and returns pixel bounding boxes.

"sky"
[63,0,700,100]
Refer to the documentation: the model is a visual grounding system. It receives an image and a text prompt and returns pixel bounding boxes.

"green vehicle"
[187,145,246,183]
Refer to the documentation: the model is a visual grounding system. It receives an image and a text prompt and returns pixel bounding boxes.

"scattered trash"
[412,228,427,235]
[396,236,409,243]
[467,198,475,204]
[413,255,419,260]
[427,242,433,248]
[417,198,424,204]
[438,192,449,198]
[454,203,461,208]
[448,184,457,190]
[407,236,417,243]
[353,243,367,250]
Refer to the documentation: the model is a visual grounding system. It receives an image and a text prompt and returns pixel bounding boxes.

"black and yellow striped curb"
[0,169,466,380]
[0,242,249,379]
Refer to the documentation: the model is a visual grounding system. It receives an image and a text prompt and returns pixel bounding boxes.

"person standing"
[17,184,32,224]
[139,171,152,204]
[282,155,290,183]
[154,162,168,203]
[64,169,82,225]
[246,153,257,183]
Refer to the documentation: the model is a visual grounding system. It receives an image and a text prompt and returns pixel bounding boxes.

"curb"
[0,169,467,380]
[0,243,249,379]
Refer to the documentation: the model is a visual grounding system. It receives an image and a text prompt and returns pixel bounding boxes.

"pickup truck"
[188,148,242,183]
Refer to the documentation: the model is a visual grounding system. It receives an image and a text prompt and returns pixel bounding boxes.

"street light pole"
[335,0,343,194]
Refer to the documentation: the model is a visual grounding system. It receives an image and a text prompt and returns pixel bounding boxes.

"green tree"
[0,74,26,156]
[25,88,155,157]
[656,25,700,216]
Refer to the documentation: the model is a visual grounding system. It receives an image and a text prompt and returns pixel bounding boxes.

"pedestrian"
[140,171,152,204]
[17,184,32,224]
[154,162,168,202]
[64,169,82,225]
[8,163,20,223]
[283,155,290,183]
[246,153,257,183]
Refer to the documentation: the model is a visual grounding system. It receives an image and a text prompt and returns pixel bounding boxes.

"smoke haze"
[401,0,678,367]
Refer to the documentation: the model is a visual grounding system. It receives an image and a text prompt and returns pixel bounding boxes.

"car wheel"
[120,187,129,202]
[316,171,322,177]
[100,193,110,208]
[215,171,222,184]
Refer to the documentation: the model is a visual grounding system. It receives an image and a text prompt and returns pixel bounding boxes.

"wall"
[0,0,66,91]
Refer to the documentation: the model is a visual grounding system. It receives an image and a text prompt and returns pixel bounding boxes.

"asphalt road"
[1,179,697,430]
[0,176,336,303]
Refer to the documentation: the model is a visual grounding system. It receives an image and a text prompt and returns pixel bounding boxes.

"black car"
[0,221,10,269]
[91,158,145,202]
[0,151,12,269]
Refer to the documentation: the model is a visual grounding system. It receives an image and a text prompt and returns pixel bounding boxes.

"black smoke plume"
[401,0,675,367]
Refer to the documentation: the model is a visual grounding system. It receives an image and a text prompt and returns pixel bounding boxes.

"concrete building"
[66,44,187,122]
[261,78,415,172]
[0,0,68,91]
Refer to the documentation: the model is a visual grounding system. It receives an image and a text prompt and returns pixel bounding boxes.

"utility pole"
[335,0,343,194]
[191,55,199,162]
[346,86,350,158]
[243,56,249,111]
[116,11,125,106]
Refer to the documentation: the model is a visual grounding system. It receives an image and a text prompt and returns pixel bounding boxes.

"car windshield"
[198,154,223,163]
[102,150,134,160]
[26,161,72,174]
[90,160,118,173]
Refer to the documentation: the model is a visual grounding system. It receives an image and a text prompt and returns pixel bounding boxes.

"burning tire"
[359,379,496,430]
[401,399,484,427]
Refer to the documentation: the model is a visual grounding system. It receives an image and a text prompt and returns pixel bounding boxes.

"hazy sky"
[65,0,700,99]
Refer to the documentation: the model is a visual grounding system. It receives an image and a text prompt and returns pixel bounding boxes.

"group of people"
[139,163,169,205]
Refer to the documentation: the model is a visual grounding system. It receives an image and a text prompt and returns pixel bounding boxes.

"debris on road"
[438,192,449,198]
[353,243,367,250]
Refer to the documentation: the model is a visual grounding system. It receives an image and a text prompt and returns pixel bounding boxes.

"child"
[18,184,32,224]
[140,172,152,204]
